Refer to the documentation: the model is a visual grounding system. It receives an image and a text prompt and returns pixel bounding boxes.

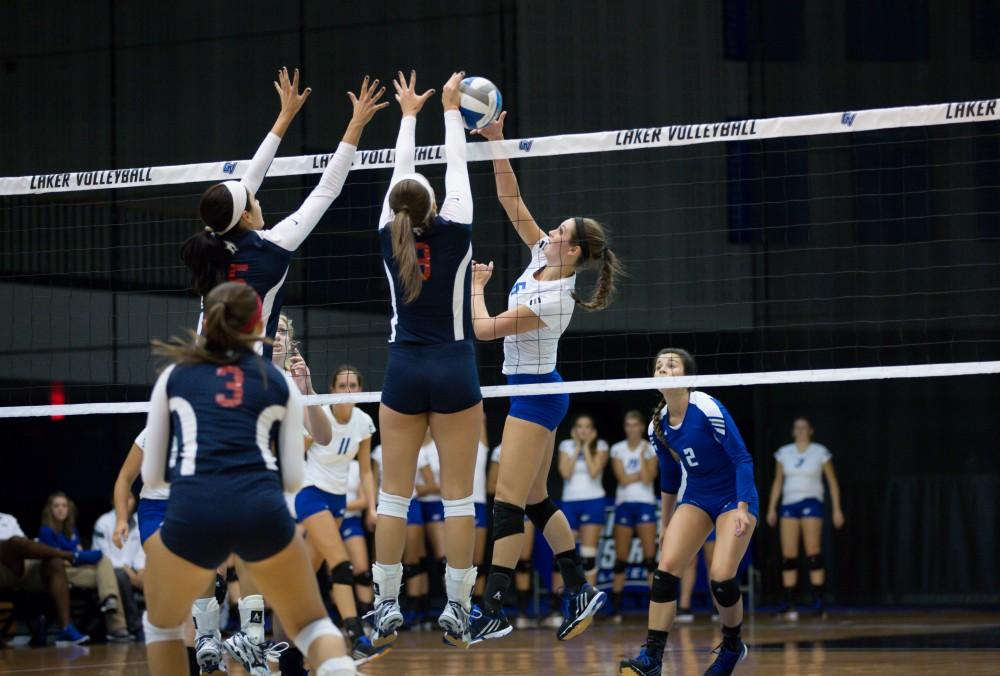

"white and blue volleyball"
[458,76,503,130]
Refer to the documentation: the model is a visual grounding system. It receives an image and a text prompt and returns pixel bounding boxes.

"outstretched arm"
[438,72,473,224]
[264,76,386,251]
[472,111,544,246]
[242,67,312,194]
[379,70,436,229]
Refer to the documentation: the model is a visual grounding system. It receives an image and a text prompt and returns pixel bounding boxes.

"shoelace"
[264,641,289,663]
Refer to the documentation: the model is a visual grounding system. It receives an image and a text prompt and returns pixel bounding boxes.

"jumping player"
[369,70,481,648]
[620,349,757,676]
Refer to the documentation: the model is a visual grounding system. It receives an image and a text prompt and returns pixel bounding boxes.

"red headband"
[241,293,263,333]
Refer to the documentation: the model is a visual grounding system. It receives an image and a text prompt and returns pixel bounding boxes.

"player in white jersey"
[292,364,383,663]
[766,417,844,618]
[467,111,622,644]
[609,411,659,622]
[558,415,610,588]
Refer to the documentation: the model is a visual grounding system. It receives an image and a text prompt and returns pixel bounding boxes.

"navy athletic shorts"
[381,340,482,414]
[159,475,296,570]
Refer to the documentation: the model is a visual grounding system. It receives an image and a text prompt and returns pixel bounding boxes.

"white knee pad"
[294,617,341,656]
[377,490,411,520]
[315,655,357,675]
[442,494,475,518]
[142,611,186,644]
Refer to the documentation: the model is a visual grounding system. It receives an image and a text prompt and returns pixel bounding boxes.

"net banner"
[1,98,997,196]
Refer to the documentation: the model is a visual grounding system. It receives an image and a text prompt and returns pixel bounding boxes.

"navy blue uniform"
[378,111,480,414]
[201,132,357,361]
[141,351,306,569]
[651,391,759,521]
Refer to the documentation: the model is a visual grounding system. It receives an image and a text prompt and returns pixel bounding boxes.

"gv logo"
[519,139,534,152]
[223,161,238,175]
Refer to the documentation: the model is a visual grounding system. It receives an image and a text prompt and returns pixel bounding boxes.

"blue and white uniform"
[775,443,831,519]
[559,438,609,530]
[652,391,758,522]
[295,406,375,522]
[132,429,171,545]
[503,238,577,430]
[415,441,444,524]
[141,351,305,569]
[207,133,357,361]
[472,440,489,529]
[611,439,657,528]
[378,110,479,414]
[339,461,366,541]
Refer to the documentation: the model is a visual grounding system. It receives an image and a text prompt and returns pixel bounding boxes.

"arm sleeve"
[379,116,417,229]
[140,366,175,491]
[438,109,473,224]
[278,376,306,493]
[241,132,282,194]
[260,141,357,252]
[713,402,756,504]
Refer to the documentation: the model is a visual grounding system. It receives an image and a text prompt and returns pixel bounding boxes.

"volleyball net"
[2,98,1000,418]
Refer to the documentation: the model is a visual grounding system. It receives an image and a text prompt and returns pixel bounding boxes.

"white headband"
[397,173,435,206]
[218,180,248,234]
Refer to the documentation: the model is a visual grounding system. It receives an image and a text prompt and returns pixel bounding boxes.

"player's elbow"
[473,320,497,341]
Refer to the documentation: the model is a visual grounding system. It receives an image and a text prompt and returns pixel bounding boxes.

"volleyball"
[458,76,502,130]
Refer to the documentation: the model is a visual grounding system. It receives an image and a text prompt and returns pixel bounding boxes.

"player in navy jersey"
[139,283,355,676]
[180,71,387,361]
[621,349,758,676]
[369,70,482,649]
[463,110,622,645]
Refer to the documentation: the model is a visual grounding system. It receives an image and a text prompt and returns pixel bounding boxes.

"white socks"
[372,562,403,604]
[445,565,477,612]
[191,597,220,639]
[239,594,266,645]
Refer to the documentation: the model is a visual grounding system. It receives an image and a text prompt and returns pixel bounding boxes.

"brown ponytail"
[153,282,265,366]
[569,217,624,311]
[388,179,433,304]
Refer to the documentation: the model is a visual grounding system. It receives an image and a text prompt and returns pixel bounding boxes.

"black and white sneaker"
[556,584,607,641]
[468,604,513,645]
[364,599,403,648]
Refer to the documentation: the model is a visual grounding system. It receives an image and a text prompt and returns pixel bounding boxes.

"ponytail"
[180,230,230,297]
[390,210,423,304]
[569,217,624,311]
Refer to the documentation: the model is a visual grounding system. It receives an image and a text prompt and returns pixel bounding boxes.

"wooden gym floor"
[1,610,998,675]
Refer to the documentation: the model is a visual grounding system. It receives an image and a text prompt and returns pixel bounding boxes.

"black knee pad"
[492,500,526,540]
[650,570,679,604]
[515,558,534,574]
[214,573,228,605]
[613,559,628,574]
[782,556,799,571]
[353,570,373,587]
[403,563,423,579]
[525,498,559,532]
[581,557,597,574]
[225,566,238,583]
[807,554,823,571]
[710,576,741,608]
[644,557,657,573]
[331,561,354,587]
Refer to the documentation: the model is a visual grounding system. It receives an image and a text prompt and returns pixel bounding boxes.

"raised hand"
[394,70,436,117]
[471,260,494,288]
[347,75,389,127]
[275,67,311,120]
[471,110,507,140]
[288,353,315,395]
[441,71,465,112]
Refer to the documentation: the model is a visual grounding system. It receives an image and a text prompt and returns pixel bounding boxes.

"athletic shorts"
[419,500,444,524]
[506,370,570,431]
[381,340,482,414]
[474,502,488,529]
[780,498,824,520]
[680,486,760,524]
[339,516,365,540]
[137,498,168,545]
[295,486,347,522]
[160,477,295,570]
[614,502,657,528]
[406,499,424,526]
[561,497,607,531]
